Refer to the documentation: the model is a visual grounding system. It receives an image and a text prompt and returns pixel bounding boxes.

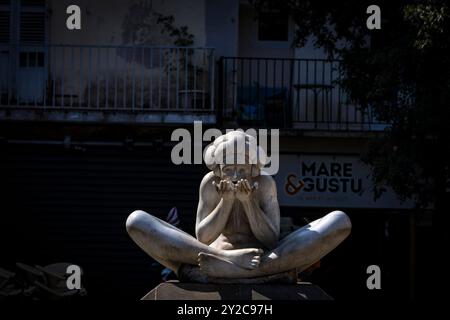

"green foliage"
[155,13,195,47]
[404,3,449,50]
[121,2,194,47]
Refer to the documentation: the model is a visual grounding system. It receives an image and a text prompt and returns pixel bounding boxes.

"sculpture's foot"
[218,248,262,270]
[198,252,253,278]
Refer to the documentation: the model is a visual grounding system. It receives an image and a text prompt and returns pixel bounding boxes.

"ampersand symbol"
[285,174,305,195]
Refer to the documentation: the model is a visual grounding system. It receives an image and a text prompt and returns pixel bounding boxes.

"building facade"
[0,0,431,299]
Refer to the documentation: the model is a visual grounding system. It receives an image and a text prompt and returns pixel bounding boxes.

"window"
[258,10,289,42]
[0,0,10,44]
[19,51,44,67]
[19,11,45,44]
[21,0,46,7]
[20,0,46,45]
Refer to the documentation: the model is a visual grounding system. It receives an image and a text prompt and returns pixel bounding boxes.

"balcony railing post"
[140,47,144,110]
[210,49,215,112]
[149,48,153,109]
[61,47,65,108]
[329,60,334,128]
[97,47,101,109]
[123,48,127,109]
[131,46,136,111]
[106,47,110,109]
[70,46,74,108]
[168,48,172,110]
[88,46,92,109]
[175,48,179,110]
[160,47,164,109]
[313,59,317,129]
[43,44,48,109]
[51,46,56,108]
[79,46,83,108]
[217,56,224,125]
[185,48,188,111]
[202,49,205,110]
[287,59,294,128]
[296,59,301,122]
[114,47,118,109]
[34,50,38,107]
[256,59,260,122]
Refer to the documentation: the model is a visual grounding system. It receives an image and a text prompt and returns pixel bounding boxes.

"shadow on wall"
[119,0,195,68]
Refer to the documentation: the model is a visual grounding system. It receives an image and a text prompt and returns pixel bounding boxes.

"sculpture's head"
[204,131,267,182]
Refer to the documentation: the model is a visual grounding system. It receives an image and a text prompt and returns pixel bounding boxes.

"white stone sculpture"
[126,131,351,283]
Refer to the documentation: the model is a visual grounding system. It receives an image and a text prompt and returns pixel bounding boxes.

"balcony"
[0,44,216,124]
[218,57,387,131]
[0,46,388,131]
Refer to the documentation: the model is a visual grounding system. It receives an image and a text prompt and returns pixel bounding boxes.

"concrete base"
[142,281,332,300]
[178,265,298,284]
[0,109,217,125]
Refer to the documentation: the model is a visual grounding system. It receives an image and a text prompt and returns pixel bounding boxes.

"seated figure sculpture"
[126,131,352,282]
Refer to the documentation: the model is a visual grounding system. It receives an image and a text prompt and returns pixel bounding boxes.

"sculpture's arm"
[240,176,280,249]
[195,173,234,245]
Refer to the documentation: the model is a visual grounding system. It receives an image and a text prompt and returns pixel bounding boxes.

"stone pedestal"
[142,281,332,300]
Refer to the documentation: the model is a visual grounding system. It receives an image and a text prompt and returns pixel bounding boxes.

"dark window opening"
[20,11,46,44]
[258,11,289,41]
[0,11,10,43]
[19,51,44,67]
[21,0,46,7]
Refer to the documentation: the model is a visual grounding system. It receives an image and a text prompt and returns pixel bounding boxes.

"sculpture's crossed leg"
[126,210,351,279]
[126,210,263,272]
[198,210,351,278]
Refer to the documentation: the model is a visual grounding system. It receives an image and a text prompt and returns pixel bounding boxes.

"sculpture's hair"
[204,131,267,177]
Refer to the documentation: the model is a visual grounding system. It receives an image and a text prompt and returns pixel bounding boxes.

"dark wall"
[0,142,431,300]
[1,143,207,299]
[281,207,416,300]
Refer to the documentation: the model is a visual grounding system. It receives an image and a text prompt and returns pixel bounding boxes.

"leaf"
[161,267,175,281]
[167,207,180,227]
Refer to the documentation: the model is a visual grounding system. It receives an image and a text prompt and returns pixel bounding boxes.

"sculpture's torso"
[210,199,263,251]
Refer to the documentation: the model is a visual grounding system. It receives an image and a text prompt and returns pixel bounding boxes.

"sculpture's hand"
[213,179,235,202]
[235,179,257,202]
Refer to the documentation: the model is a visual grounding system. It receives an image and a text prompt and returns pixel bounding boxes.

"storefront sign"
[273,154,413,209]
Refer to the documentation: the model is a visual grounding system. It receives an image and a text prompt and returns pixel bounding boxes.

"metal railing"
[218,57,385,130]
[0,44,215,113]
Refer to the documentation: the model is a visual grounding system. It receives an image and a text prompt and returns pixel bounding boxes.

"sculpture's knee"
[126,210,151,234]
[329,210,352,235]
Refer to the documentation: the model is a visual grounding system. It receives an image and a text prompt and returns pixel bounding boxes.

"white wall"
[205,0,239,58]
[48,0,206,46]
[42,0,211,109]
[294,36,328,60]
